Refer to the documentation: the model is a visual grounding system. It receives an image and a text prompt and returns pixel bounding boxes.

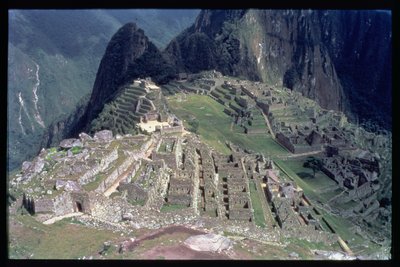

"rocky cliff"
[164,10,391,130]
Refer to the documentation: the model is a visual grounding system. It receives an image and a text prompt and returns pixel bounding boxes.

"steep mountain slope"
[8,9,199,172]
[76,23,175,133]
[8,10,118,172]
[164,9,391,130]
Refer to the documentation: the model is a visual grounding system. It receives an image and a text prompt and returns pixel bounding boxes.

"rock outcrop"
[184,233,233,253]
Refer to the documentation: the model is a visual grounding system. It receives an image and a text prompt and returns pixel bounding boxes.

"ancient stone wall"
[95,156,137,193]
[53,192,74,216]
[282,226,338,245]
[292,144,321,154]
[34,198,55,214]
[168,195,191,206]
[71,191,91,213]
[160,125,184,135]
[229,209,253,221]
[276,133,295,153]
[78,148,118,185]
[144,166,170,211]
[152,153,177,169]
[119,182,147,201]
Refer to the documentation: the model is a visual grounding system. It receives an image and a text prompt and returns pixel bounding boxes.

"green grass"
[70,146,82,155]
[283,158,338,202]
[45,147,59,161]
[8,214,120,259]
[82,174,104,191]
[316,209,380,253]
[249,181,266,228]
[274,159,318,199]
[160,203,187,212]
[284,237,333,258]
[167,94,289,157]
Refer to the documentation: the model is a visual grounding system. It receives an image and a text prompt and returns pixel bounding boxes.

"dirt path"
[259,109,275,139]
[42,212,83,225]
[127,225,206,251]
[286,150,324,158]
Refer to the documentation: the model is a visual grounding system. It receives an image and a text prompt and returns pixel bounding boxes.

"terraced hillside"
[90,80,166,135]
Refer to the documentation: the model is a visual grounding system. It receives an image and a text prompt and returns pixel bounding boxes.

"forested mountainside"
[8,9,199,172]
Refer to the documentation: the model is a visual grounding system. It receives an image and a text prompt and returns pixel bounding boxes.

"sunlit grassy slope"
[167,93,289,157]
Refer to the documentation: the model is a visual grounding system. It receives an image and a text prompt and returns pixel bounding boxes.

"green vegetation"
[187,118,199,133]
[167,94,289,157]
[303,156,323,178]
[160,203,187,212]
[279,158,339,202]
[45,147,58,161]
[70,146,82,155]
[284,237,333,258]
[8,214,120,259]
[249,181,266,228]
[109,191,122,199]
[82,174,104,192]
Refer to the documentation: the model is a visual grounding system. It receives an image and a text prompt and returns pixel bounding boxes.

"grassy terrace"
[283,158,340,202]
[167,94,289,157]
[273,159,380,252]
[249,181,266,228]
[160,203,187,212]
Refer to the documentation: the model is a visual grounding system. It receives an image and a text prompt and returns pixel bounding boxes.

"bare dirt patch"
[124,225,234,259]
[127,225,206,251]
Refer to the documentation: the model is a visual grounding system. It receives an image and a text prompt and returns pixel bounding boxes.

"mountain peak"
[78,22,174,133]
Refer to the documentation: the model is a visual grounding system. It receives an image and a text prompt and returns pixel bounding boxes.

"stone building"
[151,137,182,169]
[321,151,380,201]
[167,177,193,206]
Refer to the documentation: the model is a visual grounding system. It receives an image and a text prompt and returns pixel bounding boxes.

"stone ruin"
[320,149,382,223]
[10,73,390,255]
[263,169,336,244]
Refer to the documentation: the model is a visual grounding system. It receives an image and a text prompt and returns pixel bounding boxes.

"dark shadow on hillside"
[297,172,314,179]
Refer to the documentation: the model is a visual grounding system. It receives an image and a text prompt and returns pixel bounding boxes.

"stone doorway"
[75,201,83,212]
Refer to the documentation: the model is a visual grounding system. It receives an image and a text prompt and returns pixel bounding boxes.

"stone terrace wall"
[79,148,118,185]
[53,192,74,216]
[94,156,138,193]
[276,133,295,153]
[282,226,338,245]
[34,198,55,214]
[144,167,170,211]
